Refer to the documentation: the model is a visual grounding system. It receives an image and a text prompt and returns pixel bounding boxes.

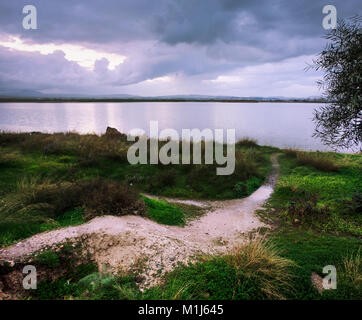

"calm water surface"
[0,102,348,152]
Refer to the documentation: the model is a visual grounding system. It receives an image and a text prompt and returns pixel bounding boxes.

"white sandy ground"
[0,154,280,287]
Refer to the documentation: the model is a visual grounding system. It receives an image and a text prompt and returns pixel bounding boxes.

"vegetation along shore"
[0,130,360,300]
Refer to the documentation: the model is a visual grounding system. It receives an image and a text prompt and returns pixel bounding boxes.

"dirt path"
[0,154,280,287]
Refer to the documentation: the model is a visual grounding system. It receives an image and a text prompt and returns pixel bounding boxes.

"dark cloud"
[0,1,360,95]
[1,1,359,46]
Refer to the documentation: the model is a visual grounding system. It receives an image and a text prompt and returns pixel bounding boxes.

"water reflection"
[0,102,351,152]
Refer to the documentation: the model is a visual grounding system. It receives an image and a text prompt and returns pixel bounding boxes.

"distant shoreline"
[0,98,327,103]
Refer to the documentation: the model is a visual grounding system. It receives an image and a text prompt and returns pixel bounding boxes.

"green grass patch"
[266,152,362,236]
[270,229,361,300]
[143,196,186,226]
[33,250,60,268]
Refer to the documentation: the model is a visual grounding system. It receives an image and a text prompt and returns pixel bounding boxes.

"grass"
[0,131,271,246]
[26,231,361,300]
[142,196,186,226]
[1,131,361,300]
[270,230,361,299]
[0,131,271,200]
[0,177,204,247]
[263,151,362,236]
[284,149,340,172]
[29,238,296,300]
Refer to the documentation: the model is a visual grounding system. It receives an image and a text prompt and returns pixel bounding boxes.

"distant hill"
[0,89,326,103]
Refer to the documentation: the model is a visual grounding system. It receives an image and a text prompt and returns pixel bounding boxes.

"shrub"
[284,149,299,157]
[286,192,330,223]
[157,169,178,187]
[343,191,362,215]
[20,180,83,217]
[236,138,258,148]
[245,176,262,194]
[234,176,262,197]
[18,177,146,220]
[296,152,339,172]
[82,179,146,220]
[234,150,260,180]
[0,177,147,245]
[233,181,246,197]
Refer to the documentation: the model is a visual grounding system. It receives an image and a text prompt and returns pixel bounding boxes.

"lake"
[0,102,347,152]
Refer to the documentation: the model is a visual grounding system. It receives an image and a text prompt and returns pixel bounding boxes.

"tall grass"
[0,177,147,246]
[0,131,130,162]
[296,152,339,172]
[224,238,295,299]
[342,250,361,286]
[284,149,339,172]
[143,238,295,300]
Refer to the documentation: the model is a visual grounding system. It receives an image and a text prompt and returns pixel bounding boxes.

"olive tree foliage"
[309,16,361,150]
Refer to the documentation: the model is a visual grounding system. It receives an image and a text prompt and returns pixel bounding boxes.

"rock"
[105,127,126,139]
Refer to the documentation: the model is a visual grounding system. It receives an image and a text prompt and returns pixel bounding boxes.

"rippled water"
[0,102,348,152]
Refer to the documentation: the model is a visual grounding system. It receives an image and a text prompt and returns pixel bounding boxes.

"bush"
[82,179,146,220]
[296,152,339,172]
[18,177,146,220]
[343,191,362,215]
[0,131,130,162]
[156,170,178,188]
[21,180,83,217]
[234,150,260,180]
[236,138,258,148]
[0,177,147,245]
[234,176,262,197]
[284,149,299,157]
[286,192,330,224]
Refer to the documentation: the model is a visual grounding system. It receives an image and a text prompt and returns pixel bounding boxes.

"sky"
[0,0,360,97]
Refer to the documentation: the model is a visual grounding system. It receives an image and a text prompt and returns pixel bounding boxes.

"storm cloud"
[0,0,360,96]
